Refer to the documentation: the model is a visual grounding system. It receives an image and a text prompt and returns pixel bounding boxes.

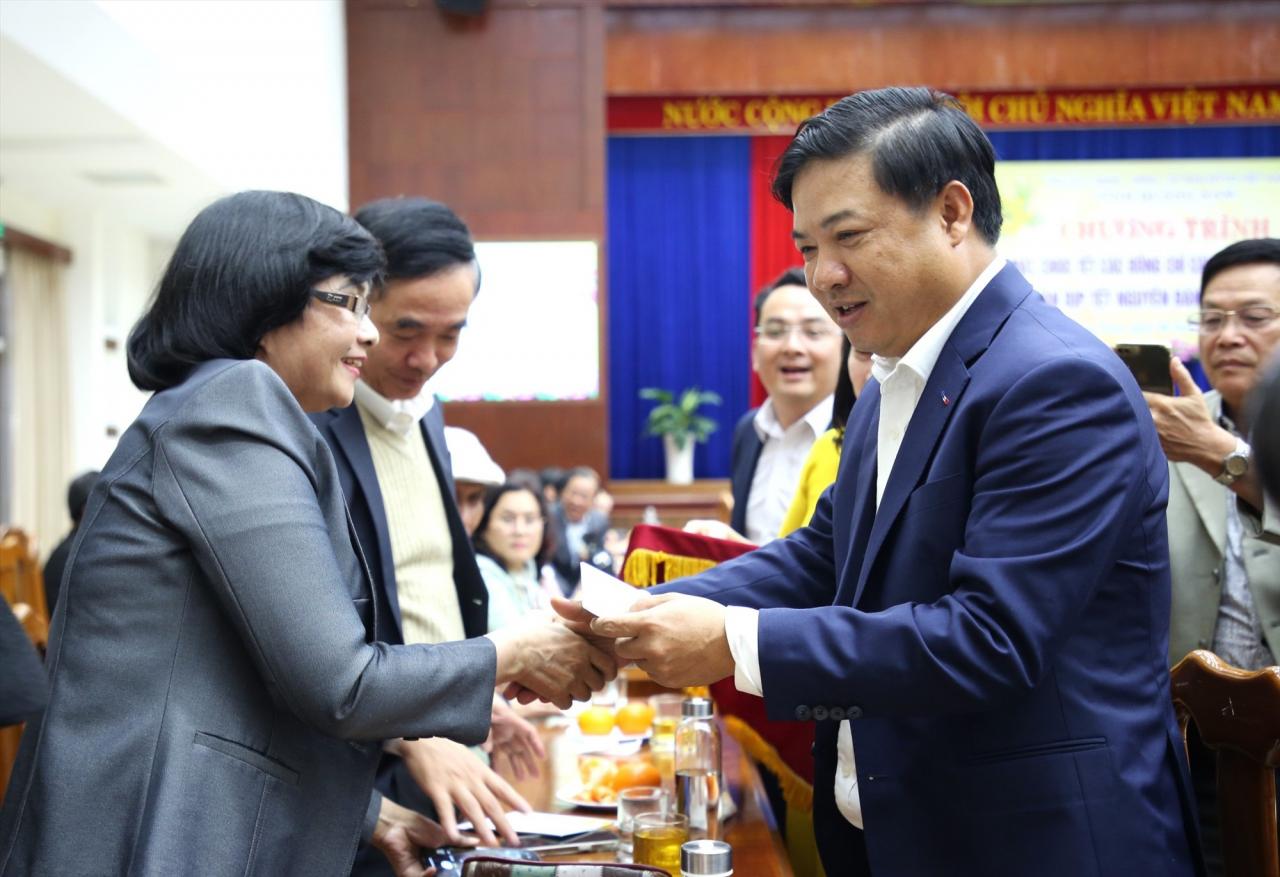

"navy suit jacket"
[728,408,763,536]
[659,265,1202,877]
[309,401,489,857]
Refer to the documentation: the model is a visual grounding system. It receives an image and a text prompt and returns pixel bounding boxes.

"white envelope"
[578,562,643,618]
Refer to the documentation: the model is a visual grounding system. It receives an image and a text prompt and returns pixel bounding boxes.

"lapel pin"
[941,392,950,406]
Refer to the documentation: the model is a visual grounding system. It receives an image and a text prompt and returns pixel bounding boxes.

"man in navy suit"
[568,88,1202,876]
[311,197,545,873]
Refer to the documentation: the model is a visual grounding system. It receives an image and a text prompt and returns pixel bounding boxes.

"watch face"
[1226,454,1250,477]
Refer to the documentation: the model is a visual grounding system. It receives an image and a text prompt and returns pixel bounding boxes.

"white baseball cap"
[444,426,505,486]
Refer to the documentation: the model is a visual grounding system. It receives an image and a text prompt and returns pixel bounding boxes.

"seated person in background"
[1144,237,1280,877]
[548,466,610,595]
[779,338,872,536]
[475,481,560,631]
[42,470,100,614]
[444,426,505,536]
[538,466,565,507]
[687,268,843,544]
[1145,238,1280,671]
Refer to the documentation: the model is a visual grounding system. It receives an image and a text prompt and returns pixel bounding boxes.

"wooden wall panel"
[605,2,1280,95]
[347,0,609,476]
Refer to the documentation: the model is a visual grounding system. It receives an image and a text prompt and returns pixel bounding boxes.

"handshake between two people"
[489,593,738,707]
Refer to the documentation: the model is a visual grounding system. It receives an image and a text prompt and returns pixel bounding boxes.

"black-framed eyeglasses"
[311,283,371,320]
[1188,305,1279,335]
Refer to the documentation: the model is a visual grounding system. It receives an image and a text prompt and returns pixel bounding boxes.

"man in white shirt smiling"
[561,87,1201,877]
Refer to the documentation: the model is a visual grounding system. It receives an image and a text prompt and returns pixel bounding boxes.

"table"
[496,719,794,876]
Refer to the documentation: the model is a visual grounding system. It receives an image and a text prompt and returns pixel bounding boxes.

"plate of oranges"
[558,751,664,810]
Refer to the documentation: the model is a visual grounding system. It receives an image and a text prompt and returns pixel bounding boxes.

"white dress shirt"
[352,381,436,437]
[724,256,1006,830]
[744,396,835,545]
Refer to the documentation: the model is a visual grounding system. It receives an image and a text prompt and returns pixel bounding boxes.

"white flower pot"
[663,434,695,485]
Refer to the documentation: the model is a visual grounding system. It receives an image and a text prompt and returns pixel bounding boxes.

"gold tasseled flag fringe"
[722,714,814,814]
[621,548,719,588]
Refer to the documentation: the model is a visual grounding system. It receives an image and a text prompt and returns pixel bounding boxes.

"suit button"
[795,705,812,720]
[830,707,846,721]
[847,706,864,719]
[813,706,829,721]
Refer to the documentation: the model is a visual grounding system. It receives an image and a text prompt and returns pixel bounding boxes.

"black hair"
[473,480,556,570]
[536,467,566,496]
[67,470,100,525]
[1253,360,1280,505]
[830,335,857,448]
[353,197,480,292]
[753,267,808,327]
[772,87,1003,245]
[127,190,383,392]
[1200,238,1280,300]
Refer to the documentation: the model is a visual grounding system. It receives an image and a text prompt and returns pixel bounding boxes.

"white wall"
[1,183,163,475]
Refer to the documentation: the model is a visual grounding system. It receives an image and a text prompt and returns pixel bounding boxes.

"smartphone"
[1114,343,1173,394]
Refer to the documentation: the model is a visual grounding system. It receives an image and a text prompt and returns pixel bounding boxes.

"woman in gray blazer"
[0,191,615,877]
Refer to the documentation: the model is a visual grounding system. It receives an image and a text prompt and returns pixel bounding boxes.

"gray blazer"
[0,359,497,877]
[1167,389,1280,666]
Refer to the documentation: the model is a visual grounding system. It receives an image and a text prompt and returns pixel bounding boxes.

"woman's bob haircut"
[127,190,385,392]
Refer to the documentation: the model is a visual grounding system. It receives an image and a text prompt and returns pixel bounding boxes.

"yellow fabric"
[621,548,717,589]
[723,715,813,814]
[778,428,843,537]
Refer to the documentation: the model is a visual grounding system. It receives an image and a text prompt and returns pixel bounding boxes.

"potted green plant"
[639,386,722,484]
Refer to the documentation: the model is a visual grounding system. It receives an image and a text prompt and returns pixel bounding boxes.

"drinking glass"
[617,786,667,862]
[632,811,688,872]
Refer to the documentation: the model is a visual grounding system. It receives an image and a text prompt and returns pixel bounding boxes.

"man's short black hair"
[353,197,480,292]
[1200,238,1280,300]
[772,87,1003,245]
[127,191,383,392]
[753,266,808,327]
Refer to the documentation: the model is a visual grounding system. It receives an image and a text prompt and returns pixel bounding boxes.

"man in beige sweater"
[311,197,555,875]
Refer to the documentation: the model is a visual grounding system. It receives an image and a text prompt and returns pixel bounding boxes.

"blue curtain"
[989,124,1278,160]
[607,136,751,479]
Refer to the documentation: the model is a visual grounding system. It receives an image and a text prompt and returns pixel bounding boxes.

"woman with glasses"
[473,480,560,632]
[0,191,615,877]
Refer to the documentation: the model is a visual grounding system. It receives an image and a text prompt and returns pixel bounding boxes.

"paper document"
[458,810,612,837]
[578,562,642,618]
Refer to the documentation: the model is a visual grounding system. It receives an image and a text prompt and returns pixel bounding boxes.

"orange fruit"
[612,758,662,792]
[615,700,656,736]
[577,705,616,735]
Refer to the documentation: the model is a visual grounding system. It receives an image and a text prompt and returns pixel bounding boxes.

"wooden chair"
[0,528,49,801]
[1171,650,1280,877]
[0,526,49,649]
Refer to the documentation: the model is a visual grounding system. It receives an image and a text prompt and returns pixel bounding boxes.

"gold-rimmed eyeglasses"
[1188,306,1278,335]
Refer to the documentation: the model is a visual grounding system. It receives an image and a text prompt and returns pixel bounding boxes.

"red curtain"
[748,135,803,407]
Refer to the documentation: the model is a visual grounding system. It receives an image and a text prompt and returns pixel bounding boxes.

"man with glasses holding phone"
[1144,237,1280,877]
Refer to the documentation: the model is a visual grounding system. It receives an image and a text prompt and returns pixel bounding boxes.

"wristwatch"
[1215,437,1251,486]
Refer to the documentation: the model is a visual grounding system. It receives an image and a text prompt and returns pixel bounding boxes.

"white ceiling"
[0,35,225,240]
[0,0,347,243]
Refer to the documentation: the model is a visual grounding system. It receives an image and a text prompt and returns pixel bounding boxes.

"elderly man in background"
[1144,237,1280,877]
[548,466,610,595]
[310,197,552,872]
